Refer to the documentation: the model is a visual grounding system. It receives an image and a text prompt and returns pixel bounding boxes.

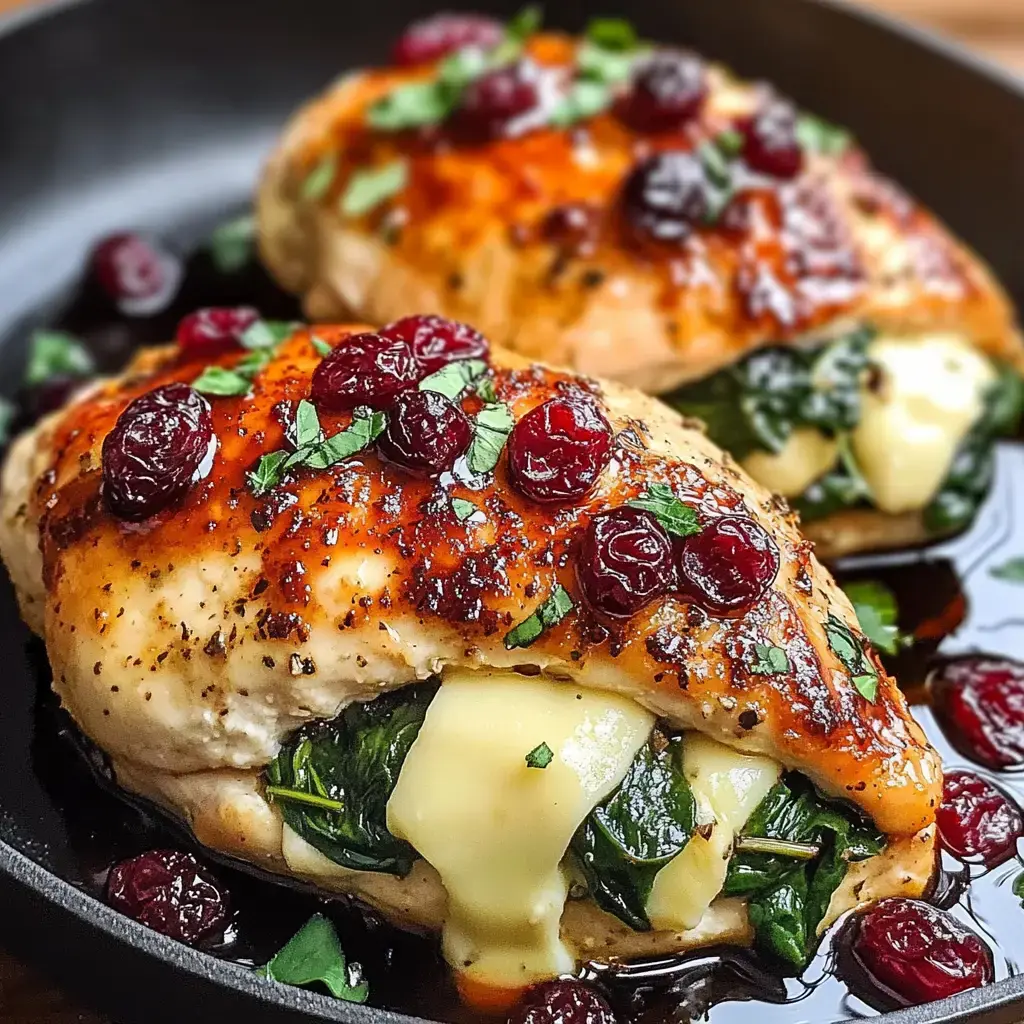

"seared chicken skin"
[0,321,938,994]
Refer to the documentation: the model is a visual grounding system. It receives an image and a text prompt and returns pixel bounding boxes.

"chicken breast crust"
[0,325,938,961]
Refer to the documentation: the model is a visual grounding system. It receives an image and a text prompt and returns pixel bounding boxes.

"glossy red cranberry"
[91,233,182,316]
[841,898,993,1011]
[618,51,707,133]
[937,770,1023,868]
[577,507,675,619]
[738,102,804,179]
[176,307,259,353]
[543,203,602,256]
[931,656,1024,769]
[677,515,778,614]
[102,383,215,522]
[377,389,472,476]
[508,979,617,1024]
[392,11,503,66]
[448,60,541,142]
[380,314,490,374]
[310,332,422,411]
[507,392,613,504]
[621,151,710,246]
[105,850,229,945]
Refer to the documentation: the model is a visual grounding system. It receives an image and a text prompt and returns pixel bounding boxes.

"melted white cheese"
[741,429,840,499]
[646,735,780,931]
[852,333,995,514]
[386,671,653,990]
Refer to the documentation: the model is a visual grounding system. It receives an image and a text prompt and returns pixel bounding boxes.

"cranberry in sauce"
[937,770,1024,868]
[931,656,1024,769]
[507,392,613,504]
[105,850,230,945]
[378,389,472,476]
[543,203,602,257]
[91,233,182,316]
[392,11,503,66]
[738,102,804,180]
[448,60,541,142]
[380,314,490,374]
[577,507,675,619]
[176,306,259,354]
[840,898,993,1011]
[621,151,710,246]
[102,382,215,522]
[508,979,618,1024]
[617,51,707,133]
[677,515,778,614]
[310,332,422,411]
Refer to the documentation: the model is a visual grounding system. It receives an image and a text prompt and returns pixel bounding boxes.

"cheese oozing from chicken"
[386,671,653,990]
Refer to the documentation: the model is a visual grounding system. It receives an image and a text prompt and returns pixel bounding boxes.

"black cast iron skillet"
[2,1,1024,1022]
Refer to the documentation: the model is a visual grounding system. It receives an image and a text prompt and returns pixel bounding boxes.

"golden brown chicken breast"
[0,315,938,1007]
[257,11,1024,559]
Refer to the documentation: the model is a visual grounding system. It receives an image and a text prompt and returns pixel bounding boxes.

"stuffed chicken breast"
[0,313,939,1006]
[258,11,1024,559]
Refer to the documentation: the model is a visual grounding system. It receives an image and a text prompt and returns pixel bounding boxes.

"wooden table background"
[0,0,1023,1020]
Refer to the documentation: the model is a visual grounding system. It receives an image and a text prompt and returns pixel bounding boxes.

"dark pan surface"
[2,1,1024,1022]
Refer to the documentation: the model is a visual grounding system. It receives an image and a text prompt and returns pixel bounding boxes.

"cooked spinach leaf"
[264,683,437,875]
[843,580,906,656]
[571,736,695,931]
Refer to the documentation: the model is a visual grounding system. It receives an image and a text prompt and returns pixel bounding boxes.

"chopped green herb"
[627,483,701,538]
[991,557,1024,584]
[368,79,460,132]
[504,584,574,649]
[576,40,638,84]
[698,139,732,188]
[297,408,387,471]
[25,330,95,385]
[241,319,297,350]
[824,614,879,702]
[1013,870,1024,904]
[506,4,542,42]
[451,497,480,523]
[714,127,744,158]
[208,214,256,273]
[192,366,253,397]
[550,80,613,127]
[584,16,638,51]
[525,741,554,769]
[475,375,498,403]
[311,335,334,357]
[751,643,790,676]
[843,580,906,656]
[247,451,290,497]
[852,673,879,702]
[341,160,409,219]
[796,113,852,156]
[257,914,368,1002]
[288,399,324,449]
[0,397,15,446]
[301,154,338,202]
[466,402,515,474]
[418,359,488,400]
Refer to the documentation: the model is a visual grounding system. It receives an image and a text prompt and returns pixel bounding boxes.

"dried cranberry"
[380,315,490,374]
[543,203,602,256]
[738,102,804,179]
[840,898,993,1011]
[937,770,1023,868]
[618,51,707,133]
[392,11,503,66]
[507,392,613,504]
[677,515,778,614]
[621,151,710,246]
[176,307,259,354]
[508,979,617,1024]
[310,332,421,412]
[448,60,541,142]
[105,850,229,945]
[91,233,182,316]
[577,507,675,619]
[378,389,472,476]
[18,376,87,423]
[931,656,1024,769]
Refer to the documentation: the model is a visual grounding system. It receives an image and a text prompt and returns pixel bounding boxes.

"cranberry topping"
[738,102,804,180]
[931,656,1024,769]
[937,770,1024,868]
[105,850,229,945]
[621,151,710,246]
[448,60,541,142]
[377,389,472,476]
[508,979,617,1024]
[91,233,182,316]
[543,203,602,257]
[840,898,993,1011]
[507,392,613,504]
[102,383,215,522]
[577,507,675,619]
[618,51,708,133]
[310,332,422,411]
[677,515,778,614]
[380,314,490,374]
[392,11,503,66]
[176,307,259,353]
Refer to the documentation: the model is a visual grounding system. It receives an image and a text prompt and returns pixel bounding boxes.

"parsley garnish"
[192,321,296,398]
[248,451,290,497]
[341,161,409,219]
[504,585,574,649]
[1013,870,1024,904]
[751,643,790,675]
[208,214,256,273]
[824,614,879,702]
[575,16,644,85]
[796,113,851,156]
[25,330,95,385]
[192,366,253,397]
[418,359,488,400]
[311,335,333,357]
[301,154,338,201]
[627,483,701,538]
[451,497,480,523]
[466,402,515,474]
[287,399,324,449]
[241,319,298,350]
[991,557,1024,584]
[550,80,613,128]
[585,17,638,51]
[525,741,554,769]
